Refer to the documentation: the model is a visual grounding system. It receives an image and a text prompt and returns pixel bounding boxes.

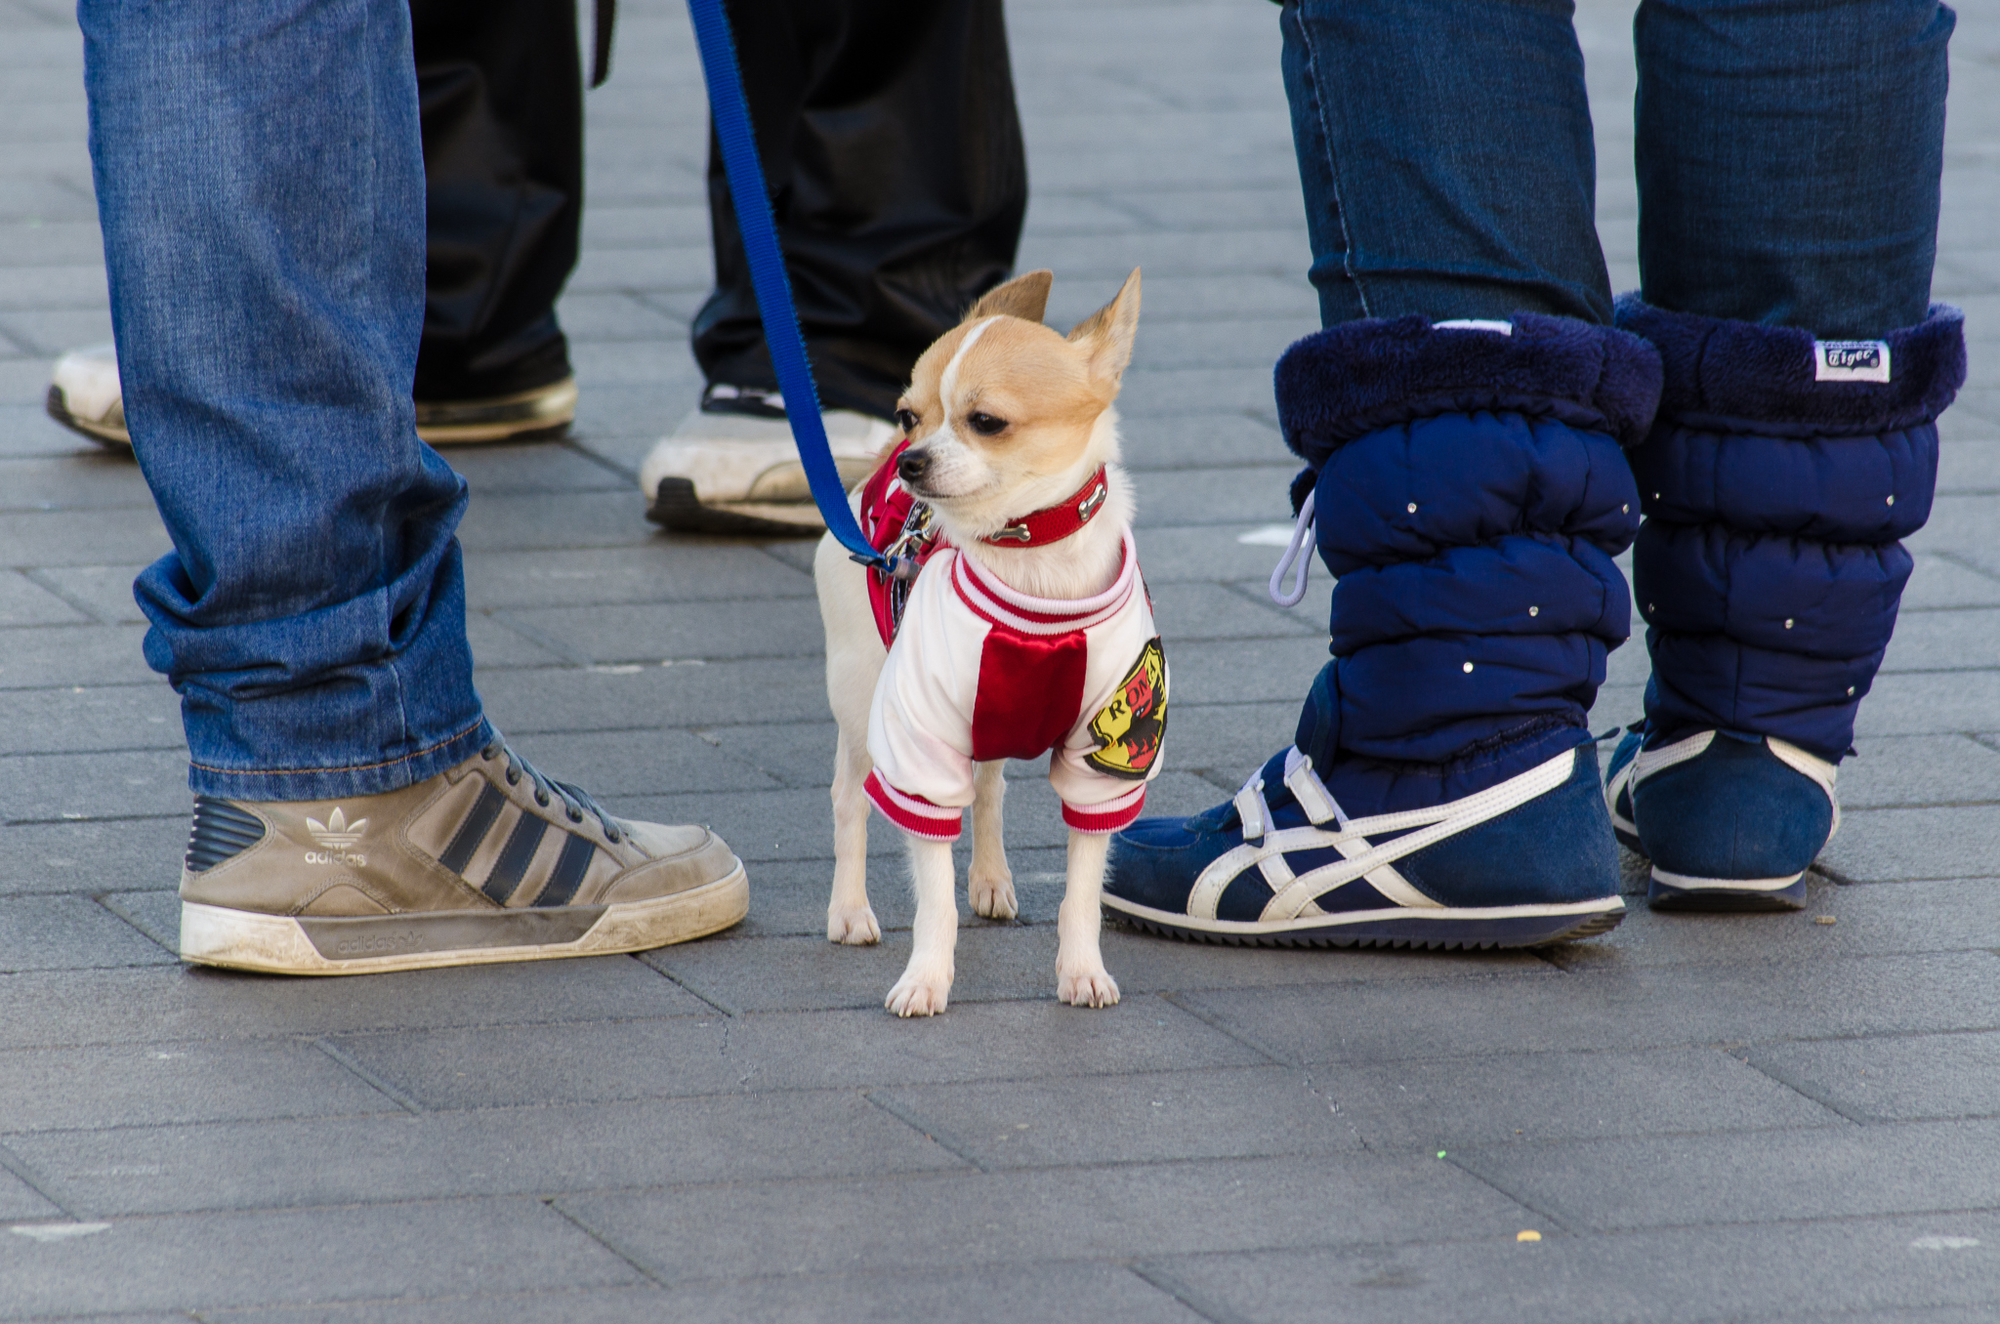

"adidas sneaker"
[177,736,747,974]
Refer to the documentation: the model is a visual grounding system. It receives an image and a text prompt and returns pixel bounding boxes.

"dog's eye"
[895,408,920,434]
[966,412,1008,436]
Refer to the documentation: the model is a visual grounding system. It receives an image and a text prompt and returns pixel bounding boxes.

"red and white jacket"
[863,532,1169,840]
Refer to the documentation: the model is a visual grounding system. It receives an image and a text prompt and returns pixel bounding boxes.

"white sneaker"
[640,390,897,535]
[46,344,128,448]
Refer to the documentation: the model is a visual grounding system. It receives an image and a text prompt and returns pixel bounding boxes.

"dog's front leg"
[1056,829,1120,1008]
[966,760,1016,920]
[885,835,958,1016]
[826,726,881,944]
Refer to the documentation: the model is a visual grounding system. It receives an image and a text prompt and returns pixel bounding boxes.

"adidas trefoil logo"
[303,807,369,867]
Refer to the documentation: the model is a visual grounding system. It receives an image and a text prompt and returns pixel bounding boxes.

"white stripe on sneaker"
[1187,747,1580,923]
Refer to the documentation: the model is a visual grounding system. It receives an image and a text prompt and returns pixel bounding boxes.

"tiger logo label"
[1086,636,1168,779]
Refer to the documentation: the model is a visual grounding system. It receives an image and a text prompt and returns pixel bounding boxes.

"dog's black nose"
[897,449,932,484]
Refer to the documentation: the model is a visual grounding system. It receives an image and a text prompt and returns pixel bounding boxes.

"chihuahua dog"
[813,267,1167,1017]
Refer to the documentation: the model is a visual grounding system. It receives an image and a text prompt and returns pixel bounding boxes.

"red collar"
[980,467,1110,548]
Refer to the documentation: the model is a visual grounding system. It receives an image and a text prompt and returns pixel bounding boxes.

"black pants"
[695,0,1029,419]
[410,0,1027,417]
[410,0,582,402]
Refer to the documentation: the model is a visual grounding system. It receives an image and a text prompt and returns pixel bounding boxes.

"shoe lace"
[480,737,622,843]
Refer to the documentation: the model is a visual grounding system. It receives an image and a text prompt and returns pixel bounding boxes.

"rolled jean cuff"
[186,715,495,802]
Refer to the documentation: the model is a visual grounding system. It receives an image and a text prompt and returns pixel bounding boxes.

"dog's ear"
[1066,268,1141,388]
[965,269,1053,325]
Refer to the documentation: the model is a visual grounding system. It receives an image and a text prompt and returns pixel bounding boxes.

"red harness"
[860,440,1113,648]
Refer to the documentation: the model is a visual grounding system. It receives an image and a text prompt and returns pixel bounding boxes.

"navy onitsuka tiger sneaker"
[1605,726,1836,911]
[1103,743,1624,949]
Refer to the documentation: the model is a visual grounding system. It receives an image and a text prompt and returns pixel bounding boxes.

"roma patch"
[1086,636,1168,780]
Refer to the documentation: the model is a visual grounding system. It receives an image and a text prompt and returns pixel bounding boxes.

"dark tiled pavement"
[2,0,1998,1318]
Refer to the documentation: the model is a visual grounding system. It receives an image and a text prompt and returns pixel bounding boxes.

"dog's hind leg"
[827,725,881,945]
[966,760,1016,920]
[886,835,958,1016]
[1056,828,1120,1008]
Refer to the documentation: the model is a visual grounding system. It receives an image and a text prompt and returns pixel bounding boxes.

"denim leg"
[1279,0,1611,327]
[1634,0,1954,337]
[81,0,490,801]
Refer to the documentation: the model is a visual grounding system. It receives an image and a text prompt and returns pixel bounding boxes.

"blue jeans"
[1280,0,1953,337]
[82,0,491,800]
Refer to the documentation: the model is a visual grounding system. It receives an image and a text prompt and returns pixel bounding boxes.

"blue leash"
[684,0,888,571]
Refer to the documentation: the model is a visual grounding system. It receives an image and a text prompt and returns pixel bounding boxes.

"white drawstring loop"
[1268,489,1316,606]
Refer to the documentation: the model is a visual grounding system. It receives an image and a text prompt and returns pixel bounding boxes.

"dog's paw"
[1057,967,1121,1009]
[967,873,1017,921]
[827,906,882,945]
[885,970,952,1017]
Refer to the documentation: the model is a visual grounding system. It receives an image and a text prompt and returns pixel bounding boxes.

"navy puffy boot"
[1607,299,1966,910]
[1106,316,1661,948]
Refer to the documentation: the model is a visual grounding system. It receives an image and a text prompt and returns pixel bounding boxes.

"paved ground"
[2,0,1998,1318]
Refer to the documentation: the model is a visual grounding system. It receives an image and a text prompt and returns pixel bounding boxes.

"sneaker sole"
[1647,867,1808,913]
[646,477,828,537]
[178,861,748,975]
[1101,894,1624,950]
[46,385,130,449]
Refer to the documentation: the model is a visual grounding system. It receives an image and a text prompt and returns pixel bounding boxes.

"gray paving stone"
[490,596,822,665]
[872,1064,1364,1170]
[11,1090,966,1217]
[0,624,154,690]
[327,995,1265,1112]
[1838,734,2000,808]
[1820,806,2000,882]
[201,1266,1205,1324]
[0,1166,63,1220]
[1452,1119,2000,1233]
[487,726,781,798]
[0,508,169,567]
[0,683,182,756]
[1894,554,2000,610]
[461,544,812,611]
[0,1198,643,1317]
[1145,581,1318,647]
[1325,1046,1845,1151]
[1152,1213,2000,1324]
[1882,608,2000,672]
[1117,409,1292,472]
[1132,464,1300,527]
[462,612,568,669]
[473,655,829,733]
[1544,877,2000,970]
[0,748,191,823]
[0,817,185,895]
[1175,952,2000,1066]
[556,1153,1531,1285]
[0,958,712,1052]
[1168,634,1336,705]
[0,455,150,512]
[0,1038,399,1133]
[444,444,625,496]
[0,895,175,972]
[455,490,665,554]
[1747,1031,2000,1125]
[0,567,87,626]
[1853,670,2000,737]
[20,562,150,624]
